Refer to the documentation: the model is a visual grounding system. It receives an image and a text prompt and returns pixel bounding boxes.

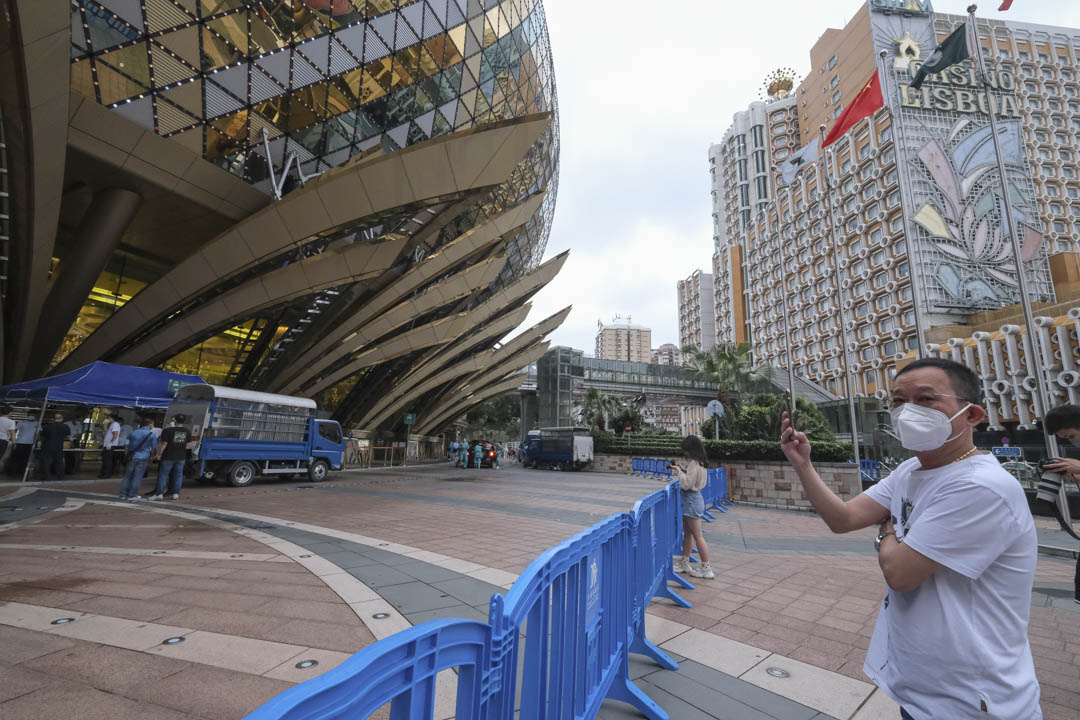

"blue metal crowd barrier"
[244,619,495,719]
[246,482,699,720]
[629,484,690,670]
[487,513,665,720]
[859,458,881,484]
[704,467,733,516]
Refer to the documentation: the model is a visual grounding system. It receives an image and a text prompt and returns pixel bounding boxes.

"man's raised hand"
[780,411,811,468]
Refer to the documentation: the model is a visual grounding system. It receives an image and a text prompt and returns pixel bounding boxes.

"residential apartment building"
[595,320,652,363]
[711,96,801,345]
[652,343,682,366]
[677,270,716,352]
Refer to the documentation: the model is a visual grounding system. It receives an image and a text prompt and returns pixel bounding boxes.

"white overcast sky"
[520,0,1080,355]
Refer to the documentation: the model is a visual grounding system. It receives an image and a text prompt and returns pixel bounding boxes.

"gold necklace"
[947,446,978,465]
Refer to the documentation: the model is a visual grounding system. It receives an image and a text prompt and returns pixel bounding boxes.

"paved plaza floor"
[0,463,1077,719]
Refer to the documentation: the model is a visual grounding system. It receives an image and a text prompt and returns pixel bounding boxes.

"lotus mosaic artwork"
[912,121,1046,306]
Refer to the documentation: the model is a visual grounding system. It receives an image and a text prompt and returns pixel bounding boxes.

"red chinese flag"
[998,0,1013,9]
[823,71,884,147]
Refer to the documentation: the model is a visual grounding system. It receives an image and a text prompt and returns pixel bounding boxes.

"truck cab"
[168,385,346,487]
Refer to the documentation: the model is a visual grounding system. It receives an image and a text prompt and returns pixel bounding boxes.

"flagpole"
[769,167,799,420]
[809,149,862,469]
[875,49,929,359]
[967,5,1070,522]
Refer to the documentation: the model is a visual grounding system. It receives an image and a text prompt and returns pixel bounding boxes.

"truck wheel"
[308,460,329,482]
[227,461,257,487]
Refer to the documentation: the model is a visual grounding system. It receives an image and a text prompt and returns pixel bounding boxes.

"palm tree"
[581,389,622,432]
[682,342,766,399]
[682,343,768,436]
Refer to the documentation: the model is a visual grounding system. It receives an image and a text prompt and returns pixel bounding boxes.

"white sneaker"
[673,557,691,574]
[126,496,139,503]
[171,494,180,500]
[147,494,163,501]
[688,562,715,579]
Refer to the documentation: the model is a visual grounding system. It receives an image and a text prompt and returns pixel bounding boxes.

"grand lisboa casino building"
[0,0,566,434]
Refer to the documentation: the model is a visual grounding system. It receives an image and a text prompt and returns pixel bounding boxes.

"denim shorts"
[681,489,705,519]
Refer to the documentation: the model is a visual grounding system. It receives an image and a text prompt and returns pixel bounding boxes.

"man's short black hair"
[139,416,152,427]
[0,405,10,415]
[894,357,982,404]
[173,414,186,424]
[1044,405,1080,434]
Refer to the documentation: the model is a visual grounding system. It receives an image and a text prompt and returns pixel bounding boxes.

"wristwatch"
[874,531,896,553]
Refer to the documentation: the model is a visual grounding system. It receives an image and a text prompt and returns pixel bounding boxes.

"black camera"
[1036,458,1064,505]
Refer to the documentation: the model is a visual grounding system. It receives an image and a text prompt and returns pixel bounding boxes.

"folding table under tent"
[0,361,205,481]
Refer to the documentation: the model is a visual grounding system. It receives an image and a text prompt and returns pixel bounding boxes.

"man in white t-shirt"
[99,414,122,479]
[780,358,1040,719]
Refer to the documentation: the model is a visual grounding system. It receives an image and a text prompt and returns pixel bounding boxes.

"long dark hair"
[681,435,708,467]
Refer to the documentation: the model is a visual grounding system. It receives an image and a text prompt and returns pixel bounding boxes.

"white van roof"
[174,384,317,410]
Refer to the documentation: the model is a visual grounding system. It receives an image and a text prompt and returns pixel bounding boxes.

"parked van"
[166,385,345,487]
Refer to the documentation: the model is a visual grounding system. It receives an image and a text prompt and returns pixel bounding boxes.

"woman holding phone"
[669,435,714,579]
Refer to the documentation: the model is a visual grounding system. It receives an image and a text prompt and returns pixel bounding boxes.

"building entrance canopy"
[0,361,204,409]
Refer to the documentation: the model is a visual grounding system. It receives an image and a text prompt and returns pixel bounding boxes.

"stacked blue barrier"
[245,482,691,720]
[629,485,691,670]
[859,458,881,484]
[630,457,676,480]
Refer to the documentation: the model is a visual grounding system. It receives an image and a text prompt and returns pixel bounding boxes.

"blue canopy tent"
[0,362,204,481]
[0,362,204,408]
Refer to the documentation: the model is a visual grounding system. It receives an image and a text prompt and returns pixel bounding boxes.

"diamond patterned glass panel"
[69,0,559,279]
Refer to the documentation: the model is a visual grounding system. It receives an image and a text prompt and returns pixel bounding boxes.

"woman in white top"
[669,435,714,579]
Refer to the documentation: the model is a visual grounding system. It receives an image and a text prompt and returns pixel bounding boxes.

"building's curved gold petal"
[272,192,548,394]
[360,306,571,430]
[282,255,506,395]
[413,342,551,435]
[112,236,408,367]
[55,115,550,374]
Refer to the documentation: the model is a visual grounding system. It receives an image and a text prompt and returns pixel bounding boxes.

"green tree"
[700,393,834,442]
[611,406,643,436]
[462,393,520,441]
[682,342,767,400]
[580,388,621,432]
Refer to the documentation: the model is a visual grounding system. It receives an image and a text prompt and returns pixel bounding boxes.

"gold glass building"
[0,0,565,434]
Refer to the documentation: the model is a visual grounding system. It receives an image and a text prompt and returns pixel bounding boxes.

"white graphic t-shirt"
[863,454,1041,719]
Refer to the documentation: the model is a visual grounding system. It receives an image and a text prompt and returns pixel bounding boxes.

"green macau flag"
[910,25,972,90]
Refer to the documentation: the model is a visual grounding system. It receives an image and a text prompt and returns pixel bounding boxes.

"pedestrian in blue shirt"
[120,417,155,502]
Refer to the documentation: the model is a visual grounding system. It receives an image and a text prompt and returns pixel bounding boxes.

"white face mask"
[889,402,972,451]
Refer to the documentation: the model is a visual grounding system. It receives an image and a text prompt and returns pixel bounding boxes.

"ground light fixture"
[295,660,319,669]
[372,613,390,619]
[162,637,185,645]
[766,667,791,678]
